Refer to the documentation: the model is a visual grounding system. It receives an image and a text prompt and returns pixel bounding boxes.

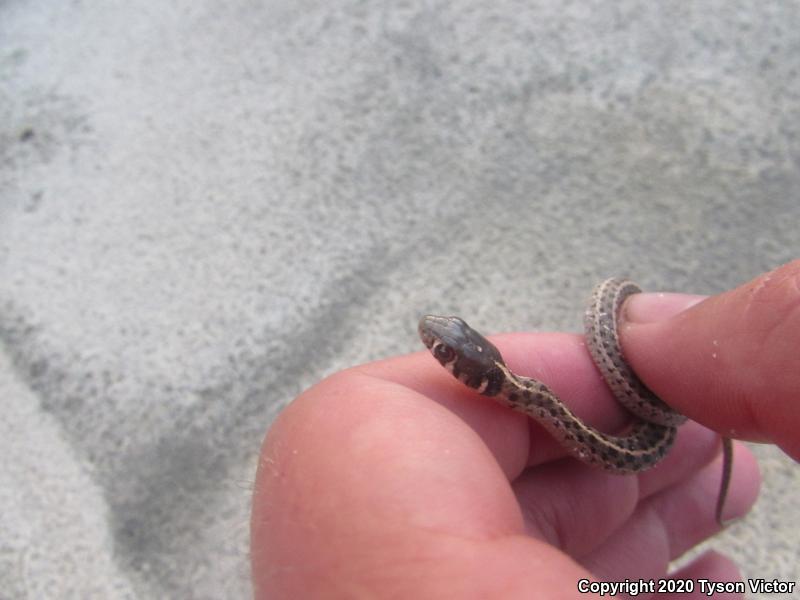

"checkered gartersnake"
[419,278,732,524]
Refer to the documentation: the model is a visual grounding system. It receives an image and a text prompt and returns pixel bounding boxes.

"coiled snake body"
[419,278,732,524]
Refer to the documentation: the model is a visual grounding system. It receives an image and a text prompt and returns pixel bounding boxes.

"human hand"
[250,262,800,599]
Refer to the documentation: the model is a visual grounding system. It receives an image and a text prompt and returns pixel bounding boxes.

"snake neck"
[450,361,505,396]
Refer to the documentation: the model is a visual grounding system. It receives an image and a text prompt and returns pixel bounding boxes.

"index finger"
[368,327,718,479]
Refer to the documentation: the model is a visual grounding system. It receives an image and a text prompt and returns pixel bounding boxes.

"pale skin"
[251,260,800,599]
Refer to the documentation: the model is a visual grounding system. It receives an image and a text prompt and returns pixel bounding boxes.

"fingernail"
[623,292,707,324]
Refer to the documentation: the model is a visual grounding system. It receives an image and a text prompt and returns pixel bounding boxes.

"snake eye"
[434,344,455,363]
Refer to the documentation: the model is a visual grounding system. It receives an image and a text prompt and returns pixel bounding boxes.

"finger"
[513,459,638,556]
[622,260,800,459]
[368,330,660,480]
[666,551,743,599]
[364,323,746,483]
[251,368,593,598]
[579,443,759,579]
[579,502,670,584]
[491,331,658,468]
[646,441,760,557]
[401,327,697,471]
[637,422,722,500]
[512,422,722,557]
[364,348,532,480]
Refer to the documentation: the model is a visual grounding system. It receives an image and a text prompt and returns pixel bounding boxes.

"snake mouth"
[418,314,453,348]
[418,314,470,344]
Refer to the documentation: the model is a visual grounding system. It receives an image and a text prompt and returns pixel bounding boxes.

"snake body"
[419,278,732,524]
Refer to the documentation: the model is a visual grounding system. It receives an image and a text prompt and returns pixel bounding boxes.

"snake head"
[418,315,505,395]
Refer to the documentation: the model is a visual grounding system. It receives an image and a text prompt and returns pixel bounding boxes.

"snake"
[418,278,733,525]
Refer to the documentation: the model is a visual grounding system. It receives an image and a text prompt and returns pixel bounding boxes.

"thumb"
[620,260,800,462]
